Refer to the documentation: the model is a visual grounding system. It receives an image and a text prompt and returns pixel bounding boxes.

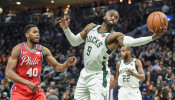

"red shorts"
[11,83,46,100]
[11,89,46,100]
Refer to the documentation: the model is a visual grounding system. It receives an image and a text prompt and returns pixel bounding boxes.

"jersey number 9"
[87,46,92,56]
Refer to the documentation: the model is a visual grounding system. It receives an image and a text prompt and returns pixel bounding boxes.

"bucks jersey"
[75,25,115,99]
[118,58,140,88]
[83,25,114,71]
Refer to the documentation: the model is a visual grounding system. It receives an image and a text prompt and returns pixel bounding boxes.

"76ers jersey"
[11,42,43,95]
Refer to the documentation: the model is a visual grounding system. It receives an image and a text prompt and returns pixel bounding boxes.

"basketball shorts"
[10,84,46,100]
[74,68,111,100]
[118,87,141,100]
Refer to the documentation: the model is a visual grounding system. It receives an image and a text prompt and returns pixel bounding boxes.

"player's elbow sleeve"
[123,36,153,47]
[70,41,83,47]
[69,34,84,47]
[69,42,79,47]
[123,36,135,46]
[63,28,84,46]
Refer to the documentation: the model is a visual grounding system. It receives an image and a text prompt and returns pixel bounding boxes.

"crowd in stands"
[0,0,175,100]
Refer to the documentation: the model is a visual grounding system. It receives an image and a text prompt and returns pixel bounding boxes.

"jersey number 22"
[123,75,130,82]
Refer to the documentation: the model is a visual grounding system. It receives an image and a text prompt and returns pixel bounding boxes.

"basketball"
[147,11,168,33]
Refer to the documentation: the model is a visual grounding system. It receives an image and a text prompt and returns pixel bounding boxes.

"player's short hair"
[105,9,119,16]
[122,46,131,51]
[24,24,37,34]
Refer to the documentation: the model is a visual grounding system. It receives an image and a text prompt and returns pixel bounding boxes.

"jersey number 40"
[26,68,38,77]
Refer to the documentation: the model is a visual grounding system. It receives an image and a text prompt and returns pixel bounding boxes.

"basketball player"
[110,46,145,100]
[5,24,76,100]
[59,9,166,100]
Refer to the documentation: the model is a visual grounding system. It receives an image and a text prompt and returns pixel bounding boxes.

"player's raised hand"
[152,26,167,40]
[65,57,77,67]
[59,16,70,29]
[27,82,39,93]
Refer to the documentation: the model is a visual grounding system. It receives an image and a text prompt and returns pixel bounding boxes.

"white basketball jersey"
[118,58,140,88]
[83,25,114,71]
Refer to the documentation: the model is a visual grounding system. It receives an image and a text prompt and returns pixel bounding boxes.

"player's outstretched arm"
[110,61,120,90]
[5,45,39,93]
[111,27,167,47]
[43,46,76,72]
[126,59,145,81]
[59,16,95,46]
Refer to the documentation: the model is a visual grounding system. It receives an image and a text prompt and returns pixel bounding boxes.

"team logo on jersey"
[131,63,133,66]
[23,52,28,54]
[86,36,103,48]
[102,34,106,37]
[20,56,40,66]
[119,68,134,74]
[36,52,40,54]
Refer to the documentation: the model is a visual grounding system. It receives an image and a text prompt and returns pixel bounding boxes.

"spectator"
[142,88,151,100]
[50,81,56,89]
[62,87,70,100]
[109,74,115,100]
[0,77,9,96]
[2,92,9,100]
[168,92,173,100]
[161,88,168,100]
[161,2,170,14]
[47,89,59,100]
[154,96,160,100]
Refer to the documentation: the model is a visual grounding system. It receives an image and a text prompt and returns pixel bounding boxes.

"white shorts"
[74,68,111,100]
[118,87,142,100]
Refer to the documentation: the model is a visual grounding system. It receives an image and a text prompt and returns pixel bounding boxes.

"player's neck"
[100,23,113,32]
[124,56,132,64]
[25,41,36,50]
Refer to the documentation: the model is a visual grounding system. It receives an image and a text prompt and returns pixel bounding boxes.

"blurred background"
[0,0,175,100]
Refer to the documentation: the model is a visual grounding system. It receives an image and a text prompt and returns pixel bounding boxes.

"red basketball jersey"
[11,42,43,95]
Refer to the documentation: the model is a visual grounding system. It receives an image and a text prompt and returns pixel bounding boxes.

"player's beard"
[104,18,116,27]
[124,54,128,60]
[30,38,39,44]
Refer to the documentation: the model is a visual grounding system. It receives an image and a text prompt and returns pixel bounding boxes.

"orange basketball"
[147,11,168,33]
